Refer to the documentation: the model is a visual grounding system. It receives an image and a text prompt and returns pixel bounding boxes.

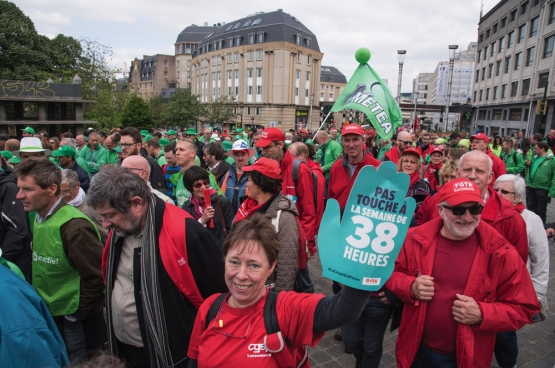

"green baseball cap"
[435,138,447,145]
[167,130,177,135]
[234,135,242,141]
[9,156,21,164]
[305,139,314,146]
[185,128,197,135]
[222,140,233,151]
[159,138,170,147]
[457,139,470,149]
[21,127,35,134]
[52,145,77,157]
[142,134,153,143]
[1,150,13,159]
[140,130,149,136]
[236,128,244,133]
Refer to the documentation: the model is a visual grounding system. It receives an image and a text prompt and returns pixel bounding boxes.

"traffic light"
[323,105,334,122]
[536,101,548,115]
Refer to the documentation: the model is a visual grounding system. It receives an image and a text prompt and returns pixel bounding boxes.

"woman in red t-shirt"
[187,213,371,368]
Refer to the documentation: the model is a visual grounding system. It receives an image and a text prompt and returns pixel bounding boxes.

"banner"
[318,162,416,290]
[330,48,402,140]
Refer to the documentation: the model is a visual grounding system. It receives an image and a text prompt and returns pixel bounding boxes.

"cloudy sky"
[16,0,498,94]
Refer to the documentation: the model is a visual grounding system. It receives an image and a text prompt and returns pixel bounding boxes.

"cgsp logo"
[248,343,269,354]
[362,277,381,286]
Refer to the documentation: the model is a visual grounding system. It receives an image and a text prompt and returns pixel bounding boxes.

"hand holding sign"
[319,161,416,290]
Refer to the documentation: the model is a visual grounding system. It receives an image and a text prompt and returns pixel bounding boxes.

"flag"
[413,115,420,132]
[330,62,402,140]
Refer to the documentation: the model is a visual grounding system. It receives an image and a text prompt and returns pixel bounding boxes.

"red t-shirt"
[422,232,478,355]
[188,290,325,367]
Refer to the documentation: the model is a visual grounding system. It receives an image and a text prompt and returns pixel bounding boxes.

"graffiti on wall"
[0,80,56,97]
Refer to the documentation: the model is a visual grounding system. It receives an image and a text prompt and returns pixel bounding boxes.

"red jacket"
[328,154,381,210]
[385,218,539,368]
[424,162,442,191]
[307,159,325,230]
[486,148,507,186]
[382,146,401,164]
[280,151,317,253]
[416,144,434,158]
[414,187,528,263]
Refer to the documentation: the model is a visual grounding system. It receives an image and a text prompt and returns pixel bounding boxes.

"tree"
[119,94,155,130]
[201,95,238,126]
[149,95,166,128]
[162,89,203,128]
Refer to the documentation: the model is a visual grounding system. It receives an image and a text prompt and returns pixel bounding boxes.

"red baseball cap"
[438,178,484,206]
[299,129,308,134]
[470,133,489,144]
[341,124,364,136]
[255,128,285,148]
[241,157,282,179]
[430,147,443,155]
[402,147,421,159]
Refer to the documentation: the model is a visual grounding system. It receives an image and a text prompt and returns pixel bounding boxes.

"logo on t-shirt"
[247,342,272,358]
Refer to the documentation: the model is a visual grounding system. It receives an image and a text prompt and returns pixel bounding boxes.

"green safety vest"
[170,170,224,207]
[32,205,100,316]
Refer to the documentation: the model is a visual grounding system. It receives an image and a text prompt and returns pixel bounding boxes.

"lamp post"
[251,116,254,130]
[397,50,407,104]
[444,44,458,132]
[413,91,419,129]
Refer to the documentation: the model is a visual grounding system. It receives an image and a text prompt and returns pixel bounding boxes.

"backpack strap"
[204,293,227,330]
[263,291,280,334]
[263,291,298,367]
[292,159,301,186]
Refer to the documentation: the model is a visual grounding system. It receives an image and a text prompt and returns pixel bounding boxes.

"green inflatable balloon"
[355,48,371,64]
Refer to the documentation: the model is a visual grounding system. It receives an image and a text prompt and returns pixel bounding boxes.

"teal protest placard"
[318,162,416,290]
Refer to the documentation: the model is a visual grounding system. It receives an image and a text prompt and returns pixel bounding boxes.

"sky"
[16,0,499,94]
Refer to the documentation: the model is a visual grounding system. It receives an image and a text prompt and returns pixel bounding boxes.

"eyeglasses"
[193,179,210,189]
[398,140,412,145]
[120,143,137,149]
[261,143,276,152]
[495,188,515,196]
[442,204,483,216]
[127,167,145,172]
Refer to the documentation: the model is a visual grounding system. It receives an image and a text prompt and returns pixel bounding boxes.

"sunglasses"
[495,188,515,195]
[398,140,412,145]
[442,204,483,216]
[193,179,210,189]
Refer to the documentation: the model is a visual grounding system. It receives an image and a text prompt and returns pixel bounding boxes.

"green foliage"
[201,95,238,126]
[162,89,203,128]
[148,95,166,127]
[120,94,155,130]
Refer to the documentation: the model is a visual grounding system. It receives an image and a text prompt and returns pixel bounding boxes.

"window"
[246,107,251,115]
[257,86,262,95]
[248,86,253,95]
[257,68,262,77]
[499,36,504,52]
[488,64,493,78]
[248,34,255,44]
[493,86,499,99]
[501,16,507,27]
[486,29,490,38]
[510,109,522,120]
[508,31,514,48]
[493,23,498,33]
[510,9,517,22]
[550,3,555,24]
[505,56,511,73]
[242,20,252,27]
[296,70,300,79]
[330,77,334,82]
[295,34,301,45]
[177,60,180,67]
[164,60,168,66]
[217,57,221,66]
[484,46,489,57]
[511,81,519,97]
[228,71,232,79]
[538,72,549,88]
[307,55,311,65]
[164,71,168,77]
[218,40,223,50]
[228,37,234,47]
[248,51,253,60]
[257,32,264,43]
[486,88,490,100]
[501,84,508,98]
[295,88,299,96]
[522,78,531,96]
[187,60,191,67]
[544,35,555,58]
[515,52,522,70]
[320,93,324,99]
[235,70,239,78]
[255,107,260,115]
[235,52,239,62]
[518,24,526,43]
[306,71,311,81]
[252,18,263,25]
[329,93,333,99]
[491,42,496,56]
[478,50,482,62]
[248,69,253,78]
[235,36,242,46]
[479,89,483,101]
[496,60,501,76]
[473,91,477,102]
[235,86,239,95]
[479,33,484,43]
[475,70,480,82]
[305,89,309,97]
[257,50,263,60]
[521,1,528,15]
[227,54,232,63]
[482,67,486,80]
[526,46,535,66]
[177,71,179,78]
[305,38,312,48]
[530,17,539,37]
[297,52,301,62]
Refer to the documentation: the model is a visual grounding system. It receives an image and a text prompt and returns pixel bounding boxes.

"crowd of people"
[0,123,550,368]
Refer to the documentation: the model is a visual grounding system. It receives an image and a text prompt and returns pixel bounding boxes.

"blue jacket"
[220,165,249,212]
[0,264,69,367]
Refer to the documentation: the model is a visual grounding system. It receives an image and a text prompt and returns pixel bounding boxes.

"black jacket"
[69,161,90,193]
[182,193,234,249]
[140,148,167,194]
[209,160,231,183]
[0,170,32,281]
[195,140,205,168]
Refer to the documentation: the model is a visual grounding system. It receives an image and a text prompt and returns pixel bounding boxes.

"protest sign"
[318,162,416,290]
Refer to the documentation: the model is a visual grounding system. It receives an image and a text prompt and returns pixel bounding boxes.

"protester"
[21,126,35,138]
[457,138,470,152]
[103,134,121,165]
[78,131,108,177]
[501,138,525,176]
[470,133,506,185]
[203,142,231,182]
[14,157,106,361]
[181,166,234,248]
[145,138,167,166]
[525,141,555,224]
[14,137,51,159]
[314,130,342,198]
[75,135,87,151]
[386,178,539,368]
[416,133,434,158]
[162,144,180,204]
[121,156,174,204]
[87,166,227,368]
[220,139,254,212]
[53,145,91,192]
[382,130,412,164]
[423,147,443,191]
[398,147,430,209]
[187,213,371,367]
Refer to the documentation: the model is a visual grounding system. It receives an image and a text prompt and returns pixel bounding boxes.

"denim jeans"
[294,264,314,292]
[411,344,457,368]
[494,331,518,368]
[63,317,87,362]
[342,296,393,368]
[526,187,549,224]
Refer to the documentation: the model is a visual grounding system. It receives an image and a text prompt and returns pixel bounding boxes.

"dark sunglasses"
[495,188,515,195]
[398,140,412,145]
[442,204,483,216]
[193,179,210,189]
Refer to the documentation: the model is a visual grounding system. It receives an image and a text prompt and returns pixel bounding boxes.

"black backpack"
[292,159,318,212]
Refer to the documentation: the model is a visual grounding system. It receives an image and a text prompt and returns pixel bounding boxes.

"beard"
[114,214,143,237]
[443,215,479,239]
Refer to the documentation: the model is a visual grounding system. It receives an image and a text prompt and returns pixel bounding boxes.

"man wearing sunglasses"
[382,130,412,164]
[386,178,539,368]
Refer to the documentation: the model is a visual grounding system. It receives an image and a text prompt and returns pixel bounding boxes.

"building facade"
[473,0,555,137]
[319,65,347,129]
[129,54,177,99]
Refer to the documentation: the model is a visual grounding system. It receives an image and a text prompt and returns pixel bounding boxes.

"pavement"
[306,202,555,368]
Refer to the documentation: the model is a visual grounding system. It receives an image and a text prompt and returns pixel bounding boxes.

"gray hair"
[86,166,151,213]
[316,131,329,140]
[494,174,526,204]
[460,150,492,175]
[61,138,77,149]
[61,169,79,188]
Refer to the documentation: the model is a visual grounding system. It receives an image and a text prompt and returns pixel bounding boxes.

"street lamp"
[397,50,407,104]
[413,91,419,130]
[444,44,458,132]
[251,116,254,130]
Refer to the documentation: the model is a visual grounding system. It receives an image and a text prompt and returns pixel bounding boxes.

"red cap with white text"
[438,178,484,206]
